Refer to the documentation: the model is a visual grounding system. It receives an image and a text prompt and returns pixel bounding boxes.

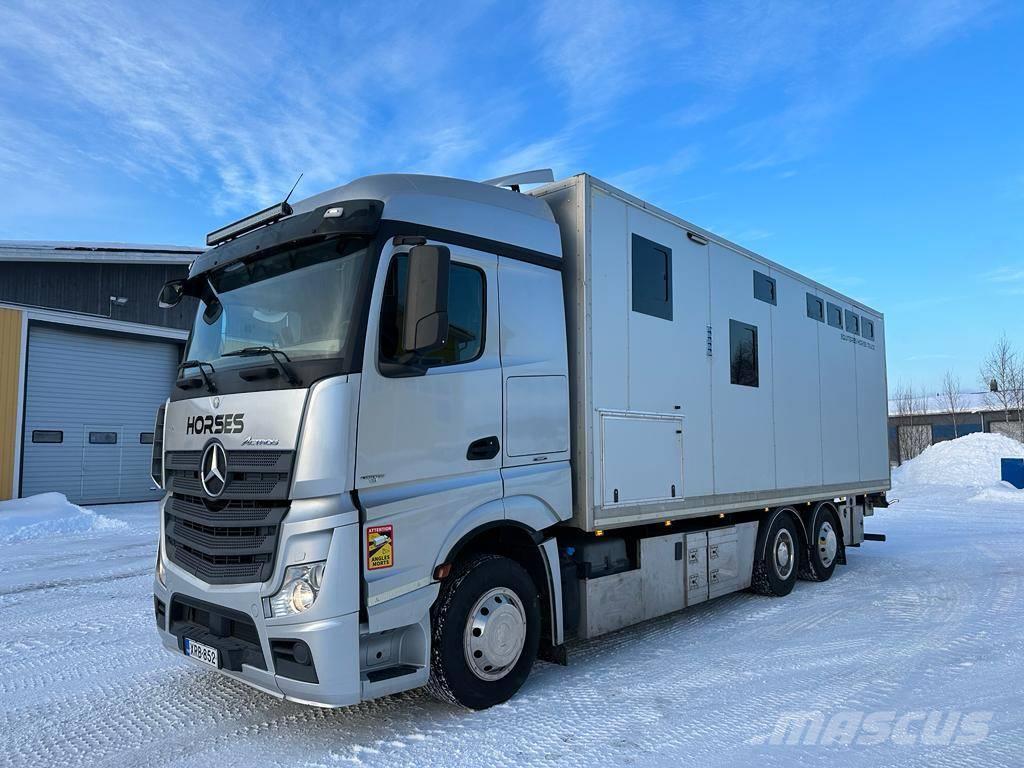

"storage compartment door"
[600,412,683,506]
[685,532,708,605]
[640,533,685,619]
[708,527,739,599]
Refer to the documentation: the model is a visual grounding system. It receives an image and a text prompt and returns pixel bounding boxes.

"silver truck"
[152,170,889,709]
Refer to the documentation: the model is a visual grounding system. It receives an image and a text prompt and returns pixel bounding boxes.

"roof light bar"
[206,201,293,247]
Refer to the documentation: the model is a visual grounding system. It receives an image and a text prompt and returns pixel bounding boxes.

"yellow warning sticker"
[367,524,394,570]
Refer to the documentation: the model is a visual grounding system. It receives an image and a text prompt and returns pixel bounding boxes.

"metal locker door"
[708,527,739,599]
[685,532,708,606]
[640,533,685,619]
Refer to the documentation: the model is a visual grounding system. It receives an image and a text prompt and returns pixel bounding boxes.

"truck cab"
[153,173,572,709]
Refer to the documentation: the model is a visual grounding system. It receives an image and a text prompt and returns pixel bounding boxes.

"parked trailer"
[152,170,888,710]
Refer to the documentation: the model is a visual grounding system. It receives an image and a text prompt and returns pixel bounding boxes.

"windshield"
[184,237,370,376]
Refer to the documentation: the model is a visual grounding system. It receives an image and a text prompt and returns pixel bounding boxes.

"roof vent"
[482,169,555,192]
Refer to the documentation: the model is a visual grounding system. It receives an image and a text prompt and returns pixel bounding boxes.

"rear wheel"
[799,507,840,582]
[427,554,540,709]
[752,511,800,596]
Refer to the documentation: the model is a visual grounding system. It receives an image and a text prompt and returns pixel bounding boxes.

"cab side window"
[379,253,485,369]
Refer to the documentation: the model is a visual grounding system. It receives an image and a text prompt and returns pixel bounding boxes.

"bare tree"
[980,334,1020,440]
[941,370,967,438]
[1010,355,1024,442]
[892,379,932,463]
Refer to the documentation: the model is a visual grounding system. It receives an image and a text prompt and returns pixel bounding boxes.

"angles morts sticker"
[366,524,394,570]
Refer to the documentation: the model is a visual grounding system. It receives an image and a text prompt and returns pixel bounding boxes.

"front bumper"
[155,603,362,707]
[153,494,364,708]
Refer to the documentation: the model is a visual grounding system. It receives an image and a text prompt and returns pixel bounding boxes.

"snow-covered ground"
[2,436,1023,767]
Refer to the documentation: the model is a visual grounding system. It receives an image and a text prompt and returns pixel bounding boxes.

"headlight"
[156,545,166,587]
[270,562,325,617]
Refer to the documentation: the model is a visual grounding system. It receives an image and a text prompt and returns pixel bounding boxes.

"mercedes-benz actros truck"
[152,170,889,710]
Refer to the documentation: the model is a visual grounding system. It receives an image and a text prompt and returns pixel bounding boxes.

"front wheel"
[427,554,540,709]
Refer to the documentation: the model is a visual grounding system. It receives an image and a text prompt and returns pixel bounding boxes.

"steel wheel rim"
[773,528,795,580]
[463,587,527,681]
[818,520,838,568]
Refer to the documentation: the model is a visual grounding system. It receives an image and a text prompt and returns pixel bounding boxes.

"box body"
[534,175,890,532]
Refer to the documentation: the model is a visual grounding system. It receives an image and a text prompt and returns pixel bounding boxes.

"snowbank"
[892,432,1024,490]
[0,492,127,542]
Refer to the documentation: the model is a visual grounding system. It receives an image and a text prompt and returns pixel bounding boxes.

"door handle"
[467,436,500,461]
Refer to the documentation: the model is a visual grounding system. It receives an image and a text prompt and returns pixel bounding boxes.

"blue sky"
[0,1,1020,393]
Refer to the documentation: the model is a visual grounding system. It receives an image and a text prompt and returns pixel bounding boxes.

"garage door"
[21,325,180,504]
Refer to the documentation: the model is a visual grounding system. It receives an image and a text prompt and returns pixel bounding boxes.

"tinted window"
[140,432,155,444]
[89,432,117,444]
[753,271,776,305]
[729,320,759,387]
[380,254,485,369]
[631,234,673,320]
[827,302,842,328]
[862,317,875,340]
[806,293,824,322]
[845,310,860,335]
[32,430,63,444]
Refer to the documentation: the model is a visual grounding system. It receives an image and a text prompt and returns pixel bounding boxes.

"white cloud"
[982,266,1024,284]
[534,0,685,116]
[605,147,699,196]
[0,1,531,218]
[0,0,1000,236]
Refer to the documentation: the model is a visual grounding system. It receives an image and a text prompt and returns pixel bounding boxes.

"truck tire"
[751,511,800,597]
[427,554,540,709]
[798,507,840,582]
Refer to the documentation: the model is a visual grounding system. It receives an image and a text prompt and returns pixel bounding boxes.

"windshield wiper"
[177,360,218,393]
[222,346,302,385]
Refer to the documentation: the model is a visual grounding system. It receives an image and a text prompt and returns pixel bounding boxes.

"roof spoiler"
[482,169,554,192]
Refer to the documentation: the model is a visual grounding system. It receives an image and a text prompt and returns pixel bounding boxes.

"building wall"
[0,262,197,330]
[888,411,1015,465]
[0,307,24,500]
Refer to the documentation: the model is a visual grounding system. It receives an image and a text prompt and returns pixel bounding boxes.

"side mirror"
[403,245,450,354]
[158,279,185,309]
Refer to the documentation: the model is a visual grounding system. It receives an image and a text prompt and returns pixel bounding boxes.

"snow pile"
[0,492,126,542]
[893,432,1024,494]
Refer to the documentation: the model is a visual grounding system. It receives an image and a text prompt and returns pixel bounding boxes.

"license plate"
[184,638,219,668]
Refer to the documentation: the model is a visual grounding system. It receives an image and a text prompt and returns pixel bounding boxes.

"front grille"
[163,449,293,584]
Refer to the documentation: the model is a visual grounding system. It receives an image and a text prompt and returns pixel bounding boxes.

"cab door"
[355,241,503,616]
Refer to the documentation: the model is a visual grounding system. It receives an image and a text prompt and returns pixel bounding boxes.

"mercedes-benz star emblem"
[200,441,227,497]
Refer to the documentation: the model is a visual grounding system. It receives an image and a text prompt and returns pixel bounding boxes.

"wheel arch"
[757,505,807,560]
[437,519,559,649]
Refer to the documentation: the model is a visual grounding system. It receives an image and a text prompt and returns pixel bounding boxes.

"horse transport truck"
[152,169,889,709]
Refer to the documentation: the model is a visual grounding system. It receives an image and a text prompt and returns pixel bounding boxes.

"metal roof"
[0,240,203,265]
[888,391,998,417]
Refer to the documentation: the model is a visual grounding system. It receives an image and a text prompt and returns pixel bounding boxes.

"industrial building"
[0,241,200,504]
[887,391,1023,465]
